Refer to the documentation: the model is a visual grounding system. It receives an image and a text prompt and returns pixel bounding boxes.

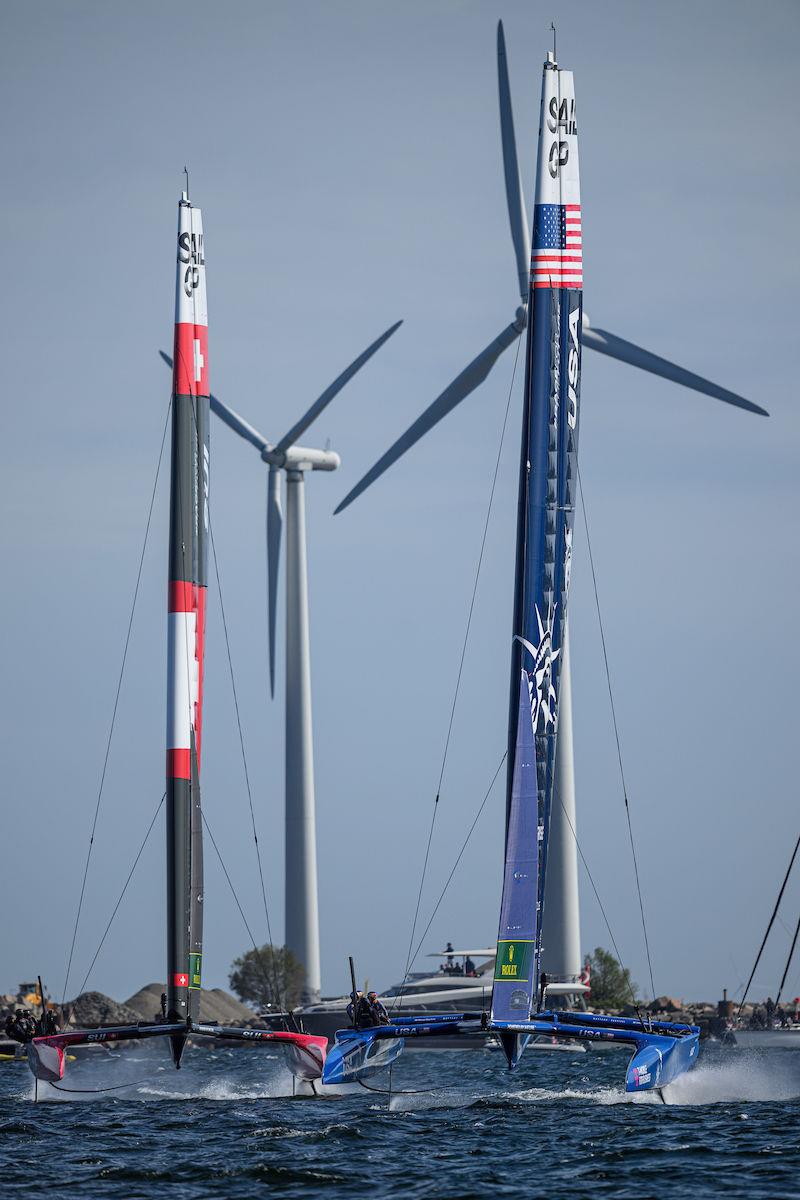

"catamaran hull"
[624,1034,700,1093]
[321,1011,699,1092]
[27,1023,328,1085]
[322,1030,404,1084]
[492,1014,700,1092]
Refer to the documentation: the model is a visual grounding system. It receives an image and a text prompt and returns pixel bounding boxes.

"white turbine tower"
[334,22,767,991]
[161,320,401,1002]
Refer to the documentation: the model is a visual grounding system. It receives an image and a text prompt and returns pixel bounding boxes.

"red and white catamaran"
[27,191,327,1091]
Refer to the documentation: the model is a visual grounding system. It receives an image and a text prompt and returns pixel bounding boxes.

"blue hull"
[491,1012,700,1092]
[322,1010,699,1093]
[322,1015,468,1085]
[322,1030,404,1084]
[624,1031,700,1092]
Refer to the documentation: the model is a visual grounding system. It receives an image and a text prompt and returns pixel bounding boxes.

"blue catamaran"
[323,44,700,1095]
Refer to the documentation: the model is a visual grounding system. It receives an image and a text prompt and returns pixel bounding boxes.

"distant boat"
[321,39,699,1095]
[25,190,327,1093]
[729,1027,800,1049]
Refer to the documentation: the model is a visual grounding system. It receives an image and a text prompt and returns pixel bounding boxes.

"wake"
[513,1050,800,1107]
[16,1052,330,1103]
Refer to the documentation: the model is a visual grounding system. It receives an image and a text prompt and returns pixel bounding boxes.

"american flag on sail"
[530,204,582,290]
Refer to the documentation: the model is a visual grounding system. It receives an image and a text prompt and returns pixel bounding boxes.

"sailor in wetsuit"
[4,1009,37,1044]
[38,1009,60,1036]
[367,991,389,1026]
[538,972,549,1011]
[346,991,375,1029]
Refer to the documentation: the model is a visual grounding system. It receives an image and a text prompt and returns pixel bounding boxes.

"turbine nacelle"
[261,445,341,472]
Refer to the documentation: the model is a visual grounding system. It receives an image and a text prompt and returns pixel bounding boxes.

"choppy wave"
[3,1043,800,1198]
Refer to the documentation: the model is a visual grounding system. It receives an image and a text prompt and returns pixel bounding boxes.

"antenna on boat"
[550,21,556,63]
[348,956,365,1028]
[183,165,189,201]
[38,976,46,1024]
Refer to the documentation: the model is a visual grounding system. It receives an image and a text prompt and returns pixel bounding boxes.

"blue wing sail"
[492,61,583,1047]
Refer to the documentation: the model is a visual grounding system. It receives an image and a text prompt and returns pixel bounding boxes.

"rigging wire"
[398,335,522,1000]
[576,462,657,1003]
[737,830,800,1016]
[201,810,287,1016]
[74,792,166,999]
[61,399,173,1006]
[775,909,800,1008]
[207,516,289,1021]
[554,786,647,1028]
[404,752,507,980]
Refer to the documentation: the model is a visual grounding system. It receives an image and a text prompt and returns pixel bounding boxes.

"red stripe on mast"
[168,580,195,612]
[167,749,192,779]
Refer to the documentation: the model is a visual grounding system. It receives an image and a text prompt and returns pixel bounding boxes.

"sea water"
[1,1042,798,1198]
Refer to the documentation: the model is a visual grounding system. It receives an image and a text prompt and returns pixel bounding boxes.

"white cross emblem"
[193,339,204,382]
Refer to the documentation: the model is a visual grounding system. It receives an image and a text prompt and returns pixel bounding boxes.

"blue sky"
[1,0,798,1007]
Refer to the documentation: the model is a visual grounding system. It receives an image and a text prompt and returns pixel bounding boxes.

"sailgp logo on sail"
[178,230,205,298]
[546,96,577,178]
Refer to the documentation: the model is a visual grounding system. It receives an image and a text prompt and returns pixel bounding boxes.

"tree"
[229,944,305,1011]
[585,947,637,1011]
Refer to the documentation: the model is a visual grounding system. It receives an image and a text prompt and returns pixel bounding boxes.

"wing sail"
[492,56,582,1059]
[166,193,209,1063]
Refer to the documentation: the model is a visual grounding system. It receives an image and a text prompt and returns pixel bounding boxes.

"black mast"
[165,191,210,1065]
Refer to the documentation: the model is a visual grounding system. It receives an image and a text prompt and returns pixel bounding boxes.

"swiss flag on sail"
[173,972,189,987]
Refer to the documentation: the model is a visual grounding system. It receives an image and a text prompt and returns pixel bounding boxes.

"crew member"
[4,1009,36,1044]
[539,972,549,1010]
[367,991,389,1025]
[39,1008,60,1036]
[346,991,374,1029]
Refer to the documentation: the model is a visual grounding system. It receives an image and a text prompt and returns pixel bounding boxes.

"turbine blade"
[335,317,522,513]
[210,395,272,452]
[497,20,530,304]
[158,351,272,449]
[274,320,403,454]
[267,467,283,698]
[582,326,768,416]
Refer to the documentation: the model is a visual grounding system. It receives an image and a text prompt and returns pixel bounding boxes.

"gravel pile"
[65,991,142,1026]
[125,983,256,1026]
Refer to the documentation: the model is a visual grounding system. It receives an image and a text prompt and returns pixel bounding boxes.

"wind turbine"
[160,320,402,1002]
[334,22,767,989]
